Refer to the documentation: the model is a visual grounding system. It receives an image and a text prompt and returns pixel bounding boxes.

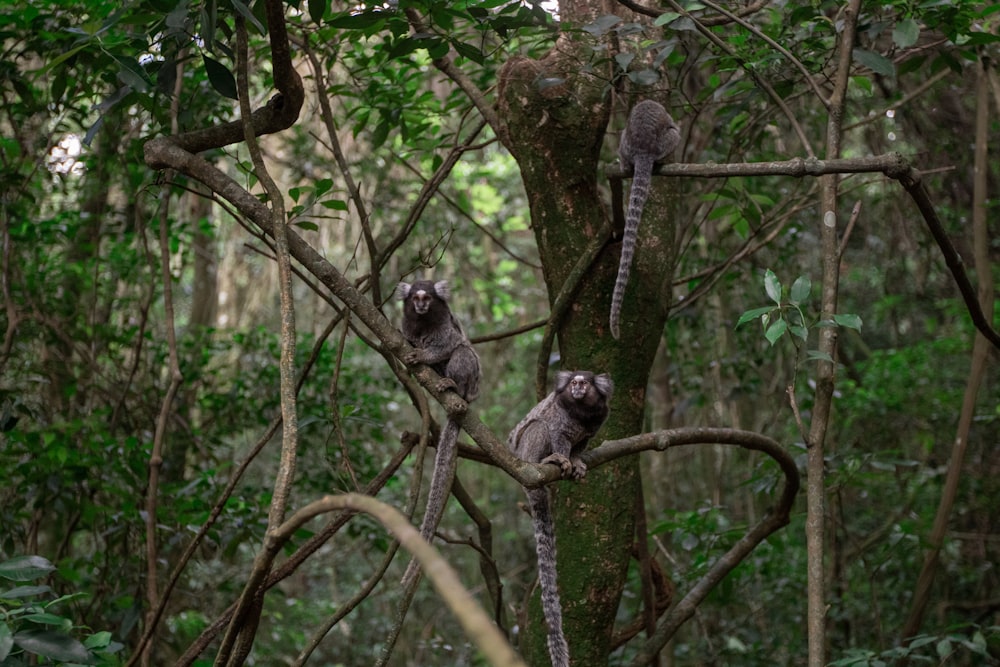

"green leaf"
[807,350,834,363]
[326,10,387,30]
[230,0,266,34]
[387,36,423,60]
[451,40,485,64]
[0,624,11,661]
[583,14,622,36]
[13,628,95,663]
[0,556,55,582]
[790,325,808,341]
[851,75,873,94]
[654,11,681,26]
[23,612,68,626]
[833,313,863,332]
[84,630,112,649]
[764,318,787,346]
[314,178,333,197]
[789,275,811,305]
[735,306,773,328]
[112,54,151,92]
[293,220,319,231]
[1,585,51,598]
[308,0,326,24]
[853,48,895,76]
[764,269,782,305]
[320,199,348,211]
[893,18,920,48]
[628,68,660,86]
[614,52,635,72]
[203,55,238,99]
[370,117,390,149]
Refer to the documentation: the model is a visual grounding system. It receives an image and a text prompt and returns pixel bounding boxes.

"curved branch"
[272,493,526,667]
[592,429,800,665]
[143,0,302,164]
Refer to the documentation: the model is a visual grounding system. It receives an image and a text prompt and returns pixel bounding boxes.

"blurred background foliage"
[0,0,998,665]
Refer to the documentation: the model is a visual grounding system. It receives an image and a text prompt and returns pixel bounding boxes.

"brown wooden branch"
[143,0,302,166]
[175,436,416,666]
[607,153,1000,350]
[595,429,800,665]
[272,493,527,667]
[615,0,771,26]
[451,475,507,631]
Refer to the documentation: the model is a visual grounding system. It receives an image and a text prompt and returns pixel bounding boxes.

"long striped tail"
[528,488,570,667]
[610,153,655,339]
[401,419,460,587]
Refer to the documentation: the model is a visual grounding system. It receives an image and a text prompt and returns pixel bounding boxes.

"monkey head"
[555,371,613,404]
[396,280,451,317]
[553,370,613,432]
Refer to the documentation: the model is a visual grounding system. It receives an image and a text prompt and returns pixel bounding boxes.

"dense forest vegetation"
[0,0,998,665]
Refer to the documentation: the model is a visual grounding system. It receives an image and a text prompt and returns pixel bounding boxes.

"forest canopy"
[0,0,998,665]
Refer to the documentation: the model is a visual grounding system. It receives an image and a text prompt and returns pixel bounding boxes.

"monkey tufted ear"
[433,280,451,300]
[553,370,574,392]
[594,373,614,398]
[395,282,412,300]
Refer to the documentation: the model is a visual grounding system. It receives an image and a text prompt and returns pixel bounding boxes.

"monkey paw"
[435,377,459,393]
[540,453,573,478]
[403,350,423,365]
[568,458,587,481]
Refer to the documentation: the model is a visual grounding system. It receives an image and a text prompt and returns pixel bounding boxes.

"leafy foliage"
[0,555,123,665]
[0,0,998,665]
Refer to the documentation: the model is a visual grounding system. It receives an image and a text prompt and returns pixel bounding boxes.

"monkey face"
[554,370,613,405]
[409,288,434,315]
[396,280,451,317]
[567,375,594,400]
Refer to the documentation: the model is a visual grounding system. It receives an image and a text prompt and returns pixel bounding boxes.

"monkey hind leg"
[444,345,480,402]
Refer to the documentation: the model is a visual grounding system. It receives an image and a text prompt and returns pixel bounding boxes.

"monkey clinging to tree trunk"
[611,99,681,339]
[507,370,614,667]
[396,279,481,586]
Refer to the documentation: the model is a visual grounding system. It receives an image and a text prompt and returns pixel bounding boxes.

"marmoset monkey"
[612,99,680,339]
[507,370,614,667]
[397,280,481,586]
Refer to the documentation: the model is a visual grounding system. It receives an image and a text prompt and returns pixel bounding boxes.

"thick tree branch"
[143,0,302,164]
[608,153,1000,350]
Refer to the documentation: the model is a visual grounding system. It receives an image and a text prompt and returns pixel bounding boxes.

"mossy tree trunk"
[497,3,678,664]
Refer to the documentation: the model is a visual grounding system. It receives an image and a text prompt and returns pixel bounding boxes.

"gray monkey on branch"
[396,279,481,586]
[611,99,681,339]
[507,370,614,667]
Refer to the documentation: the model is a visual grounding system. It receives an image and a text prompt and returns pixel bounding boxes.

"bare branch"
[607,153,1000,350]
[273,493,527,667]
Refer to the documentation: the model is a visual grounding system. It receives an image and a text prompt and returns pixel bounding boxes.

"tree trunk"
[497,4,679,663]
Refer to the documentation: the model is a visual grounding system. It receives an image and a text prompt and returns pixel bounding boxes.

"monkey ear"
[554,370,573,391]
[433,280,451,300]
[395,282,412,300]
[594,373,614,397]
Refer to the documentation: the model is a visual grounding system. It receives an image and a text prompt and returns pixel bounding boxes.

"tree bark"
[497,3,678,663]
